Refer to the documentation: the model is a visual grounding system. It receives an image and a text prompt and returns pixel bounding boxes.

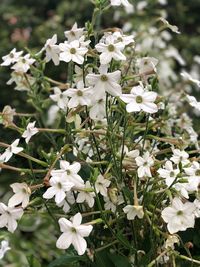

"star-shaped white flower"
[95,174,111,197]
[170,149,189,165]
[0,202,23,233]
[56,212,93,255]
[50,87,69,110]
[64,23,84,41]
[1,48,23,66]
[158,160,180,186]
[1,139,23,162]
[22,121,39,143]
[76,181,95,208]
[123,205,144,220]
[11,54,35,73]
[43,176,74,205]
[136,57,158,74]
[8,182,31,208]
[43,34,60,65]
[0,240,11,260]
[135,151,154,178]
[86,65,122,100]
[161,197,196,234]
[120,84,158,113]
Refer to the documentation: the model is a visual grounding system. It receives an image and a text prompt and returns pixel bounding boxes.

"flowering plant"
[0,0,200,266]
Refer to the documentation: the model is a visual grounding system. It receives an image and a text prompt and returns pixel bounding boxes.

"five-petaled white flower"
[0,202,23,233]
[59,40,88,65]
[0,240,11,260]
[110,0,132,7]
[86,65,122,100]
[64,23,84,41]
[1,48,23,66]
[8,182,31,208]
[76,181,95,208]
[157,160,180,186]
[120,84,158,113]
[66,81,93,109]
[135,151,154,178]
[50,87,69,110]
[136,57,158,74]
[161,197,196,234]
[43,34,60,65]
[0,139,23,162]
[123,205,144,220]
[56,212,93,255]
[170,149,189,165]
[11,54,35,73]
[95,174,111,197]
[51,160,84,188]
[43,176,74,205]
[22,121,39,143]
[95,34,126,65]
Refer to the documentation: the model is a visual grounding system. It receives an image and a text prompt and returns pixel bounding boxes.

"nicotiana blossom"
[76,181,95,208]
[161,197,196,234]
[0,139,23,162]
[56,212,93,255]
[66,81,93,109]
[8,182,31,208]
[157,160,180,186]
[136,57,158,74]
[110,0,133,8]
[43,176,74,205]
[89,96,106,120]
[51,160,84,188]
[11,54,35,73]
[22,121,39,143]
[120,84,158,113]
[43,34,60,65]
[181,71,200,87]
[104,196,117,213]
[170,149,189,165]
[86,65,122,99]
[0,203,23,233]
[186,95,200,111]
[95,34,126,65]
[135,151,154,178]
[95,174,111,197]
[123,205,144,220]
[0,240,11,260]
[57,192,75,213]
[64,22,84,41]
[50,87,69,110]
[1,48,23,66]
[59,39,88,65]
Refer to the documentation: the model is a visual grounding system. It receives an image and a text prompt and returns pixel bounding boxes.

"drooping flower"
[22,121,39,143]
[43,176,74,205]
[0,203,23,233]
[123,205,144,220]
[8,182,31,208]
[1,48,23,66]
[181,72,200,87]
[89,96,106,120]
[135,151,154,178]
[186,95,200,111]
[0,139,23,162]
[0,240,11,260]
[161,197,196,234]
[76,181,95,208]
[95,174,111,197]
[120,84,158,113]
[86,65,122,100]
[43,34,60,65]
[56,212,93,255]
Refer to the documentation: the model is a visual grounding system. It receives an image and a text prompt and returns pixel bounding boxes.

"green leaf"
[48,253,88,267]
[108,253,132,267]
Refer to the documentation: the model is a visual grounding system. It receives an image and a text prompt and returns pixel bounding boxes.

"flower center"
[136,96,143,103]
[100,75,108,82]
[57,182,62,189]
[70,31,76,37]
[77,90,83,97]
[195,169,200,176]
[67,170,71,175]
[108,44,115,52]
[70,48,76,54]
[10,53,14,58]
[22,58,26,63]
[177,210,183,216]
[71,227,77,233]
[170,171,175,177]
[143,61,148,65]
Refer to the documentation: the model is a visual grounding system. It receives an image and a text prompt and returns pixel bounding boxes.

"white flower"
[89,96,106,120]
[170,149,189,165]
[157,160,180,185]
[66,81,92,109]
[193,199,200,218]
[1,139,23,162]
[135,151,154,178]
[120,84,158,113]
[22,121,39,143]
[186,95,200,111]
[76,181,95,208]
[104,197,116,213]
[161,197,196,234]
[159,18,180,34]
[51,160,84,188]
[64,23,84,41]
[43,34,60,65]
[43,176,74,204]
[0,240,11,260]
[183,162,200,192]
[59,40,88,65]
[110,0,132,8]
[57,192,75,213]
[8,183,31,208]
[50,87,69,110]
[11,54,35,73]
[181,71,200,87]
[1,48,23,66]
[123,205,144,220]
[0,203,23,233]
[136,57,158,74]
[86,65,122,100]
[112,31,135,46]
[95,174,111,197]
[164,235,179,249]
[56,212,93,255]
[95,34,126,65]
